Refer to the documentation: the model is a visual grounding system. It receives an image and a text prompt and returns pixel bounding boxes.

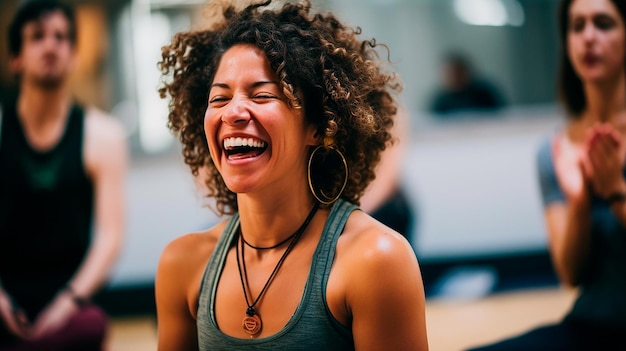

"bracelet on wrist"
[64,286,90,308]
[605,191,626,205]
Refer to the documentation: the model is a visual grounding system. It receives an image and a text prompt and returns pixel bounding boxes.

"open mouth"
[223,137,267,160]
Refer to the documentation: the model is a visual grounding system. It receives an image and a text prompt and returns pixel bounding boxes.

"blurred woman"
[467,0,626,350]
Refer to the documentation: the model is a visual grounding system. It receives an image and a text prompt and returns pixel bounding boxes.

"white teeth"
[223,137,266,149]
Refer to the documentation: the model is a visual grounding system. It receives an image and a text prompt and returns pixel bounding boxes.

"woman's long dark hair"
[557,0,626,117]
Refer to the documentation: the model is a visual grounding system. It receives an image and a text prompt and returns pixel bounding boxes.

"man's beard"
[33,74,65,90]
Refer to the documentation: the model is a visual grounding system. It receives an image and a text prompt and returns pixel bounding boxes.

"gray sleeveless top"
[197,199,358,350]
[537,137,626,328]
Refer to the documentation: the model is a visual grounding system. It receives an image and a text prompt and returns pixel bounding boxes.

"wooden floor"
[106,286,577,351]
[106,316,157,351]
[426,286,577,351]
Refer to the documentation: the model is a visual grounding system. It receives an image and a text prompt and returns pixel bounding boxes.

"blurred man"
[429,51,505,115]
[0,1,128,349]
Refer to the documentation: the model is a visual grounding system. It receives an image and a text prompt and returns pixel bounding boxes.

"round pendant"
[242,314,262,335]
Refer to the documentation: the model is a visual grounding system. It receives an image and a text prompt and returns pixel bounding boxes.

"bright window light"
[132,4,174,153]
[453,0,525,27]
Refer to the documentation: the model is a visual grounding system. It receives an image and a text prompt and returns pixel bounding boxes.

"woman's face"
[567,0,625,83]
[204,44,318,195]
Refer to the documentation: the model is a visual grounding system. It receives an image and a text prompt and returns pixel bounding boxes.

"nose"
[220,96,251,125]
[582,23,596,42]
[42,33,61,52]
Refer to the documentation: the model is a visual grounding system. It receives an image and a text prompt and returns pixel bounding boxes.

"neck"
[237,192,318,251]
[18,80,71,126]
[582,74,626,123]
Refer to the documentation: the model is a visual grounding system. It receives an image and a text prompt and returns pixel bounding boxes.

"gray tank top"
[197,199,357,350]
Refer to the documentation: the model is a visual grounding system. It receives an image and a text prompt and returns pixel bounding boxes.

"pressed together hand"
[553,123,626,202]
[0,289,81,341]
[0,290,30,340]
[583,123,626,199]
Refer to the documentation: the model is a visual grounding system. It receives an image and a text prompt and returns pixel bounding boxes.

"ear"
[9,55,22,74]
[305,124,320,147]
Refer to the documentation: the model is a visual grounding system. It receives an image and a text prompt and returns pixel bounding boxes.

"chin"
[35,75,65,89]
[577,69,612,84]
[586,75,614,84]
[223,177,257,195]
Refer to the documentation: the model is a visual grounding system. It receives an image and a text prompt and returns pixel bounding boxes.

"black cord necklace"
[241,231,297,250]
[235,202,320,336]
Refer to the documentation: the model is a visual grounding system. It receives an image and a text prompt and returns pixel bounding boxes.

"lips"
[582,53,600,65]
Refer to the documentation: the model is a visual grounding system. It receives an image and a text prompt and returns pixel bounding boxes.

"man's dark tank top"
[197,199,357,350]
[0,95,94,319]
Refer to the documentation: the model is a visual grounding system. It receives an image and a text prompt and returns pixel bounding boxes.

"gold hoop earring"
[307,145,348,205]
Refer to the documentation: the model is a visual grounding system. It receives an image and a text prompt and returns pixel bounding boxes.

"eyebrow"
[210,80,280,90]
[570,9,616,18]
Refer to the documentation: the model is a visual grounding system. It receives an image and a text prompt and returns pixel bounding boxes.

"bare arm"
[156,235,207,351]
[544,202,592,287]
[545,136,592,287]
[0,280,30,339]
[344,216,428,350]
[68,108,128,299]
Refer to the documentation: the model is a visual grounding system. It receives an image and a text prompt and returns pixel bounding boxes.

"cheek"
[606,34,626,66]
[567,31,580,46]
[617,44,625,65]
[567,38,585,71]
[204,109,220,156]
[616,35,626,62]
[204,107,219,134]
[566,36,578,60]
[64,48,75,64]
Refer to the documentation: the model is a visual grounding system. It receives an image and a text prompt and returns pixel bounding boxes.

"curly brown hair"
[158,0,402,216]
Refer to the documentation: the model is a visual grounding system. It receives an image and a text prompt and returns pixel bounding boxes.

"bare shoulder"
[159,221,225,267]
[84,106,127,143]
[330,209,424,325]
[335,213,427,351]
[337,210,418,266]
[157,219,229,283]
[83,106,128,174]
[156,219,229,318]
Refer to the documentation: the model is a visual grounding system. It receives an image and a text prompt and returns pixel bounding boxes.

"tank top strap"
[311,198,359,313]
[316,198,359,268]
[197,213,239,328]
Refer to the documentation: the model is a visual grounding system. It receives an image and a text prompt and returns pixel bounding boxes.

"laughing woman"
[154,1,428,350]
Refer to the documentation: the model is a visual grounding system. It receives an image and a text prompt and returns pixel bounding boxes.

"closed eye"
[594,16,616,30]
[209,96,230,104]
[253,94,276,100]
[570,18,585,32]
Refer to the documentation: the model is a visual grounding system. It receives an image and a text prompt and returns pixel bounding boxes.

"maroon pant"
[0,305,108,351]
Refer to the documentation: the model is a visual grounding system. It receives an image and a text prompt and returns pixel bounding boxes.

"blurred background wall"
[0,0,566,312]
